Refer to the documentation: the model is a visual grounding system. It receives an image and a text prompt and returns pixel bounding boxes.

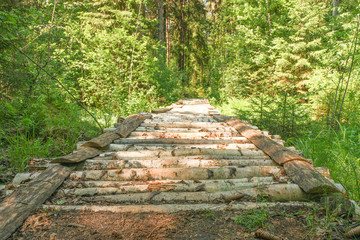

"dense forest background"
[0,0,359,202]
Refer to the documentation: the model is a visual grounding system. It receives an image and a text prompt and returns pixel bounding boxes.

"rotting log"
[29,157,276,172]
[81,131,120,148]
[214,115,339,194]
[151,106,173,114]
[114,114,152,138]
[68,166,284,181]
[113,138,249,144]
[56,181,269,196]
[0,164,72,240]
[61,177,275,189]
[52,184,310,204]
[52,147,102,164]
[141,122,227,128]
[128,131,239,139]
[42,202,316,213]
[82,114,151,149]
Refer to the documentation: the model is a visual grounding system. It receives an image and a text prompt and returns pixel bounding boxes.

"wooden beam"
[81,131,120,148]
[0,165,72,240]
[215,115,339,194]
[151,106,173,114]
[52,147,102,164]
[114,114,152,138]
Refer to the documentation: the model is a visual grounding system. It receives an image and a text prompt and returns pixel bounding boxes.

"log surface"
[216,115,339,194]
[52,147,102,164]
[114,114,152,138]
[0,165,72,240]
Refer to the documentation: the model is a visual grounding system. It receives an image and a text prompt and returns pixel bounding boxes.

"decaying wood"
[283,160,339,193]
[151,106,173,114]
[109,143,258,151]
[57,180,272,196]
[43,201,316,213]
[52,183,310,204]
[29,158,278,173]
[0,165,72,240]
[346,224,360,238]
[69,166,283,181]
[129,131,239,139]
[81,131,120,148]
[141,122,226,128]
[217,116,338,194]
[255,229,285,240]
[52,147,102,164]
[113,148,265,160]
[114,137,248,144]
[225,193,245,202]
[114,114,152,138]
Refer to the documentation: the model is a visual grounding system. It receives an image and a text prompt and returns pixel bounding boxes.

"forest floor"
[10,204,357,240]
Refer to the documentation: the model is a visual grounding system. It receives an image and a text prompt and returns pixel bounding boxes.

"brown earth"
[10,204,357,240]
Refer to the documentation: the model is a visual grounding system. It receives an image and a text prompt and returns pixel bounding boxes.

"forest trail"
[1,99,359,239]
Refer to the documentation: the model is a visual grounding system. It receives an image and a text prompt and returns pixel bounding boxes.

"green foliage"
[235,207,269,231]
[288,125,360,202]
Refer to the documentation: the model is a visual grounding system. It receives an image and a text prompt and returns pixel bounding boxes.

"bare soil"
[10,204,357,240]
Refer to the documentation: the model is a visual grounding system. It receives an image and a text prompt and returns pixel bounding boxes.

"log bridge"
[0,99,356,239]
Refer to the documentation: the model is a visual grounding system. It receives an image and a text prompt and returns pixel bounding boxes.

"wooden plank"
[80,114,151,149]
[218,115,339,194]
[0,165,72,240]
[81,131,120,148]
[114,114,152,138]
[283,160,339,193]
[151,106,173,114]
[52,147,102,164]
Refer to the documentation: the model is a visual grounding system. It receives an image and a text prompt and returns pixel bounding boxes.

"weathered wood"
[29,157,276,172]
[57,180,272,196]
[109,143,258,151]
[114,137,249,144]
[62,177,275,189]
[113,148,265,160]
[224,193,245,202]
[151,106,173,114]
[0,165,72,240]
[284,160,339,193]
[129,131,239,139]
[81,131,120,148]
[114,114,152,138]
[52,147,102,164]
[52,184,310,204]
[43,202,316,213]
[69,166,283,181]
[220,116,339,194]
[141,122,227,128]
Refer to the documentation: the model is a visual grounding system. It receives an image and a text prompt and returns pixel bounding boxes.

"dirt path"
[11,204,354,240]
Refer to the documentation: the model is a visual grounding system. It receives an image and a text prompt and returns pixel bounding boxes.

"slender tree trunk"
[333,0,340,16]
[158,0,164,44]
[166,18,171,66]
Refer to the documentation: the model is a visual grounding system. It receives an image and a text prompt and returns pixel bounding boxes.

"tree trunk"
[333,0,340,16]
[158,0,164,44]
